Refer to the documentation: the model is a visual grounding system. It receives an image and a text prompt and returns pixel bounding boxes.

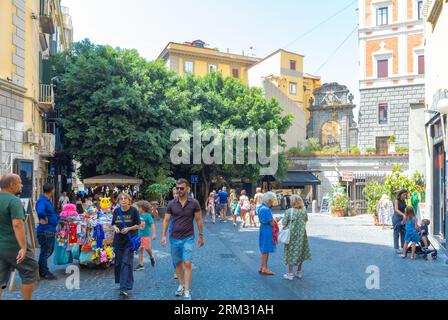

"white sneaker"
[296,271,303,279]
[184,290,192,300]
[283,273,294,281]
[175,285,185,296]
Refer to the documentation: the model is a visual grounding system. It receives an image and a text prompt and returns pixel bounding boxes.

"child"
[205,192,216,224]
[231,198,239,227]
[400,207,420,260]
[249,199,257,227]
[135,200,156,270]
[419,219,430,249]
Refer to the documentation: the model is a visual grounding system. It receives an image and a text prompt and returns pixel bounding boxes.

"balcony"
[39,84,54,112]
[37,133,56,157]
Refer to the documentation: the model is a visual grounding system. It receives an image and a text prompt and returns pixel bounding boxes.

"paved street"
[3,212,448,300]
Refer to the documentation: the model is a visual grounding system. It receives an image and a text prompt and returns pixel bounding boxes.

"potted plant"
[145,177,176,218]
[363,180,385,226]
[331,192,349,217]
[388,135,397,154]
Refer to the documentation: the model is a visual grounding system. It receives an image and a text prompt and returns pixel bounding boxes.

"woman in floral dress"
[282,195,311,281]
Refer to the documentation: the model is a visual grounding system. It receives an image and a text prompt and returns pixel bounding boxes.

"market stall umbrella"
[83,173,143,187]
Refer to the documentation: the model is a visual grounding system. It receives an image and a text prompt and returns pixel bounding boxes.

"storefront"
[426,113,447,247]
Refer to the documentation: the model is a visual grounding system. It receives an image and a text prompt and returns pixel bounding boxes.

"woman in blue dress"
[258,192,277,275]
[400,206,421,260]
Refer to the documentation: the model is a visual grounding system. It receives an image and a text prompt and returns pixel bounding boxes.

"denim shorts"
[170,236,194,265]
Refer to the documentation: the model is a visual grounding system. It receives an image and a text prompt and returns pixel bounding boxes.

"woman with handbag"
[258,192,277,275]
[282,195,311,281]
[111,193,141,298]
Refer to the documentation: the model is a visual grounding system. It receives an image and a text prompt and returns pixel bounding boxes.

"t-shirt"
[240,195,250,210]
[112,206,141,248]
[59,196,70,207]
[0,193,26,252]
[218,191,228,204]
[255,193,264,206]
[138,213,155,237]
[166,198,201,240]
[420,225,429,237]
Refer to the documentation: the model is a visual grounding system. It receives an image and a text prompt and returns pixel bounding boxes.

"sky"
[62,0,360,116]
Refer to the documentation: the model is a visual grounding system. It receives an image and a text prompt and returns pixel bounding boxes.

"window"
[378,103,388,124]
[418,1,423,20]
[377,59,388,78]
[184,61,194,73]
[418,55,425,75]
[208,64,218,73]
[232,68,239,79]
[377,7,388,25]
[13,159,34,199]
[290,60,296,71]
[289,82,297,95]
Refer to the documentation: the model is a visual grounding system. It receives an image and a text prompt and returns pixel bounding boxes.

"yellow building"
[158,40,261,84]
[0,0,69,200]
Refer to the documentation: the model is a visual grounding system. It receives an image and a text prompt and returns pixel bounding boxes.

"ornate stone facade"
[307,83,358,152]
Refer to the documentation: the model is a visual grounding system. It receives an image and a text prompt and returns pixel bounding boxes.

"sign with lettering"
[342,172,354,182]
[320,196,330,214]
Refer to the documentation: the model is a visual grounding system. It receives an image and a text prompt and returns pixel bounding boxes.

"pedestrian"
[170,187,179,280]
[254,187,264,215]
[0,174,38,300]
[135,201,156,271]
[258,192,277,276]
[161,178,204,300]
[400,207,421,260]
[249,199,257,227]
[205,192,216,224]
[231,197,239,227]
[36,183,59,280]
[282,195,311,281]
[393,189,408,254]
[75,197,84,215]
[419,219,430,248]
[149,201,159,220]
[213,189,220,218]
[239,190,251,228]
[58,191,70,210]
[217,187,229,223]
[111,193,141,298]
[85,196,93,208]
[378,194,393,227]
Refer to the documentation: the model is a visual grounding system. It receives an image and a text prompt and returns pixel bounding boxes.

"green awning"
[273,171,321,187]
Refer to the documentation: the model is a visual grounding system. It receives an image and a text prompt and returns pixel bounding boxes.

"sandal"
[258,268,263,274]
[261,269,275,276]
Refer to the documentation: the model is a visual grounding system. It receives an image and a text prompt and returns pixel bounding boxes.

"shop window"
[378,103,388,124]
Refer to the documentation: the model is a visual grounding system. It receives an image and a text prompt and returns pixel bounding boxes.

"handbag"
[53,242,73,265]
[278,219,291,244]
[117,207,141,252]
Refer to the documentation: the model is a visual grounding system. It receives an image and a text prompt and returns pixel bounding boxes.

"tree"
[170,72,292,200]
[52,40,189,182]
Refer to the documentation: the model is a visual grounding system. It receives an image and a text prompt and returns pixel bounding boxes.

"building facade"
[158,40,261,84]
[423,0,448,247]
[358,0,426,161]
[0,0,71,200]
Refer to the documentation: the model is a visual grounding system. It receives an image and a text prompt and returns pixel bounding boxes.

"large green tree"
[52,40,189,181]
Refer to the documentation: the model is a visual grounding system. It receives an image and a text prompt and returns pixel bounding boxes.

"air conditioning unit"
[24,131,40,145]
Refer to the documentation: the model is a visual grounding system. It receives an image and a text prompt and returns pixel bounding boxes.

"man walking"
[0,174,38,300]
[217,187,229,223]
[162,179,204,300]
[36,183,59,280]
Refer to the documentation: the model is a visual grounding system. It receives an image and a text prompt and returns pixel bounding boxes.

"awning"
[83,173,142,186]
[273,171,321,187]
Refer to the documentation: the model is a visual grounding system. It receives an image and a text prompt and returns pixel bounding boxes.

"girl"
[231,197,239,227]
[205,192,216,224]
[134,200,157,271]
[400,206,421,260]
[249,199,257,227]
[239,190,250,228]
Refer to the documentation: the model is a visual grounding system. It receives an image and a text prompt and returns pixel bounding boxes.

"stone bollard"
[312,200,318,214]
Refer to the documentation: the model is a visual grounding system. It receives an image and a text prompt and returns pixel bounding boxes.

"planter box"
[333,209,346,217]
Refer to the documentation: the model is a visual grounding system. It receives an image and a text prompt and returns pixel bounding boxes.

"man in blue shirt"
[217,187,229,223]
[36,183,59,280]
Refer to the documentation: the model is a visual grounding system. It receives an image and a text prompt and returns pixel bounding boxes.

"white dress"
[378,201,394,225]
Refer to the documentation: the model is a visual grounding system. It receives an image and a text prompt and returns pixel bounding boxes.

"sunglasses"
[176,187,186,191]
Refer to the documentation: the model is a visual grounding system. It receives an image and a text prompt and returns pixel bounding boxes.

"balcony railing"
[38,133,56,157]
[39,84,54,111]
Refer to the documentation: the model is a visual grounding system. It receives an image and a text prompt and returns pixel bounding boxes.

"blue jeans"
[171,236,194,265]
[37,231,55,276]
[114,245,134,291]
[392,214,405,250]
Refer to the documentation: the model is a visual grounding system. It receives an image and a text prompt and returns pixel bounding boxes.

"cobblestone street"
[3,213,448,300]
